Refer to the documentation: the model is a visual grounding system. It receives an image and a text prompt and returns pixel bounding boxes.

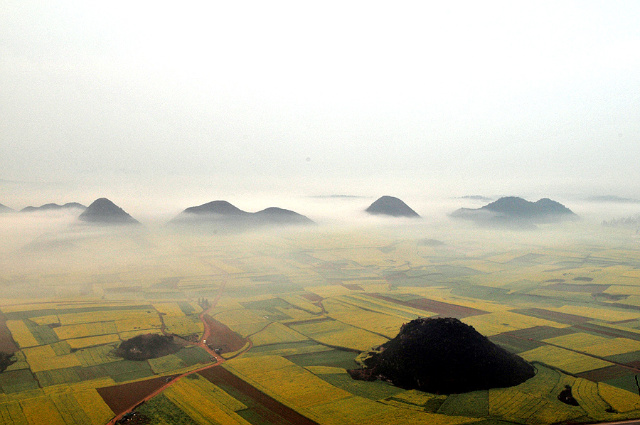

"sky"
[1,1,640,210]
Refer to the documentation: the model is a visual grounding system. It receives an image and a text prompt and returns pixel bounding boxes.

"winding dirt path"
[106,278,246,425]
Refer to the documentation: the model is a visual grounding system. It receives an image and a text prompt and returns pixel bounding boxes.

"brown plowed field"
[300,293,323,302]
[577,365,633,382]
[202,315,247,354]
[371,294,487,318]
[97,375,178,414]
[0,312,18,353]
[199,366,319,425]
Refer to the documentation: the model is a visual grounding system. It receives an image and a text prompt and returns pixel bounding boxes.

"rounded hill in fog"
[451,196,577,227]
[365,196,420,218]
[171,200,314,229]
[77,198,140,225]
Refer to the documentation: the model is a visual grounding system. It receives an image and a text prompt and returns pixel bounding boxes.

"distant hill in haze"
[20,202,86,213]
[587,195,640,204]
[77,198,140,225]
[171,200,314,230]
[365,196,420,218]
[0,203,14,213]
[451,196,577,228]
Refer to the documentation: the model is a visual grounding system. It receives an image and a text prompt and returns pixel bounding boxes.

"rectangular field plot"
[520,346,613,374]
[23,344,81,373]
[288,318,388,351]
[462,311,567,337]
[163,375,250,424]
[198,366,320,425]
[224,355,353,409]
[5,320,39,348]
[544,332,640,357]
[321,298,407,338]
[250,322,309,346]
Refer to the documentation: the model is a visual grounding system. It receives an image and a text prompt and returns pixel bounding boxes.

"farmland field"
[3,224,640,424]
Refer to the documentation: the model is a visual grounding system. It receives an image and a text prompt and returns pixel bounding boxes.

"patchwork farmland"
[2,226,640,424]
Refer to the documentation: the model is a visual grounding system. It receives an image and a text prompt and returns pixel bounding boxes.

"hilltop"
[77,198,140,225]
[365,196,420,218]
[171,200,314,229]
[20,202,86,213]
[0,203,14,213]
[350,317,535,394]
[451,196,577,227]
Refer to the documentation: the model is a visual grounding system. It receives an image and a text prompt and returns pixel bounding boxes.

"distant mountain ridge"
[21,202,86,213]
[451,196,577,227]
[172,200,314,228]
[78,198,140,225]
[365,196,420,218]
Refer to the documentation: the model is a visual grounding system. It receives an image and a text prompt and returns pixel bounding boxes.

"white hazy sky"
[1,1,640,207]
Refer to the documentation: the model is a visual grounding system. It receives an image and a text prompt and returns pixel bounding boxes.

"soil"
[370,294,487,319]
[199,366,319,425]
[114,334,182,361]
[201,315,247,354]
[97,375,179,414]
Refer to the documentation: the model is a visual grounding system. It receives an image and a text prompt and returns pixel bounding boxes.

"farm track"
[106,277,254,425]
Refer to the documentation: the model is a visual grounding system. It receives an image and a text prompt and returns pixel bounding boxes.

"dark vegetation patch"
[0,312,18,353]
[199,366,319,425]
[0,369,39,393]
[349,317,535,394]
[437,390,489,417]
[134,394,197,425]
[3,304,153,320]
[497,326,575,341]
[319,373,403,400]
[0,352,16,373]
[341,283,364,291]
[286,349,358,369]
[202,315,247,354]
[114,334,182,361]
[558,385,579,406]
[489,334,545,354]
[573,276,594,282]
[370,294,487,319]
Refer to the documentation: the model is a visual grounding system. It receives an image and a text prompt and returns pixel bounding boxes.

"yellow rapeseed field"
[66,334,120,349]
[520,346,612,374]
[5,320,39,348]
[462,311,566,336]
[23,345,81,373]
[289,319,388,351]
